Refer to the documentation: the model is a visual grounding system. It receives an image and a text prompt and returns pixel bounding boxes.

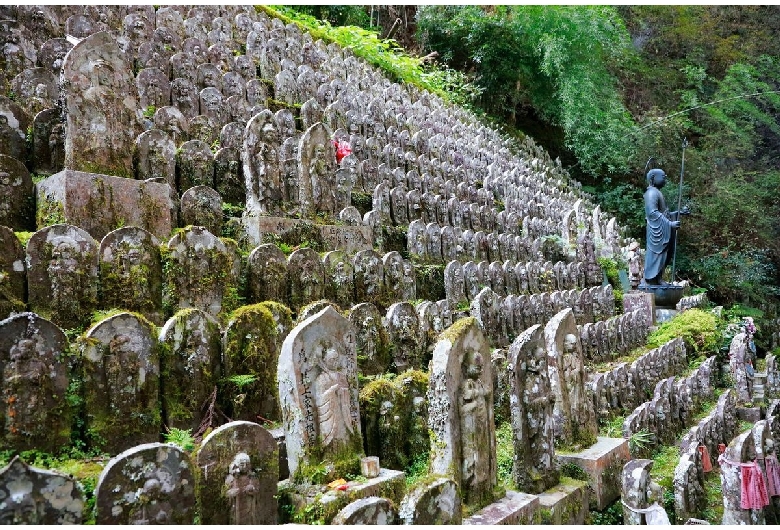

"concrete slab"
[279,468,405,524]
[556,436,630,511]
[464,491,540,525]
[537,478,590,524]
[243,214,372,253]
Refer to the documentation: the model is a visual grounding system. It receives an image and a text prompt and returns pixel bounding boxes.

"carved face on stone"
[9,338,36,362]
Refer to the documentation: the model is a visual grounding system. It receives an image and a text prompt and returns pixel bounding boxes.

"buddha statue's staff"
[670,137,687,282]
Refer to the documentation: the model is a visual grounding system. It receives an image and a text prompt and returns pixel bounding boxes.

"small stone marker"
[95,443,196,524]
[0,456,84,524]
[196,421,279,525]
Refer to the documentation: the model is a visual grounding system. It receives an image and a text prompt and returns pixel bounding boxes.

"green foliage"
[417,5,637,176]
[404,451,430,486]
[628,430,654,453]
[646,308,719,354]
[599,415,626,438]
[142,105,156,119]
[285,5,371,29]
[265,6,479,106]
[560,462,589,482]
[590,500,624,525]
[163,427,195,452]
[227,374,258,390]
[495,422,514,487]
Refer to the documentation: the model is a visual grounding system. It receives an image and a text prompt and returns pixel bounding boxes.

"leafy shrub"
[646,308,719,354]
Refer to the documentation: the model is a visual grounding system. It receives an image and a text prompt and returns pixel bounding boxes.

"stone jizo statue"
[642,169,689,285]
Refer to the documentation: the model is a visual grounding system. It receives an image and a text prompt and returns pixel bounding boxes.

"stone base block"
[623,291,655,327]
[278,468,405,524]
[269,427,289,481]
[656,308,678,324]
[556,436,630,511]
[736,406,764,422]
[36,170,176,241]
[537,478,590,525]
[464,491,540,525]
[243,214,373,253]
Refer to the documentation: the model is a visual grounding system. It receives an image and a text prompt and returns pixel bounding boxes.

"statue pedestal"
[655,308,678,324]
[637,283,685,309]
[242,214,372,253]
[463,490,540,525]
[555,437,630,511]
[278,468,405,524]
[623,291,656,327]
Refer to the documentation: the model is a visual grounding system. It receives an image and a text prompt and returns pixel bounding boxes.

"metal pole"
[670,138,687,282]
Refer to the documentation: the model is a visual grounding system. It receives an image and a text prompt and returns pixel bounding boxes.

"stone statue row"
[622,356,718,455]
[589,337,689,420]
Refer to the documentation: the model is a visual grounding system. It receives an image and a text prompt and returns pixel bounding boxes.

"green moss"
[440,316,478,344]
[221,304,280,423]
[560,462,589,482]
[414,263,445,302]
[495,422,514,488]
[647,308,719,355]
[36,193,66,227]
[350,191,373,216]
[14,231,34,248]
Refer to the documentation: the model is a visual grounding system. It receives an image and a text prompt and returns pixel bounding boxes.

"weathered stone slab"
[463,491,540,525]
[243,215,372,254]
[26,223,98,329]
[428,317,497,509]
[223,304,282,422]
[537,478,589,525]
[196,421,278,525]
[0,313,70,453]
[99,226,163,324]
[0,226,25,319]
[556,436,630,510]
[81,312,160,454]
[95,443,195,524]
[159,308,221,431]
[62,31,142,177]
[398,477,461,525]
[278,306,363,482]
[36,169,175,241]
[508,324,558,494]
[280,468,405,524]
[164,226,239,319]
[332,496,397,524]
[0,456,84,524]
[622,291,655,327]
[0,154,34,231]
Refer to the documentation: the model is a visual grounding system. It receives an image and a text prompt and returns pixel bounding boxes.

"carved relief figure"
[225,452,260,525]
[460,350,490,490]
[315,344,353,447]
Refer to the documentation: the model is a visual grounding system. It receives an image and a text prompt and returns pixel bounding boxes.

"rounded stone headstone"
[398,477,461,525]
[26,224,99,329]
[223,303,281,422]
[0,155,34,231]
[98,226,163,325]
[180,185,223,235]
[159,308,221,431]
[0,456,84,524]
[278,306,363,482]
[61,31,142,177]
[332,497,397,525]
[247,243,287,304]
[0,225,26,319]
[82,312,160,454]
[196,421,279,525]
[95,443,195,525]
[0,312,70,453]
